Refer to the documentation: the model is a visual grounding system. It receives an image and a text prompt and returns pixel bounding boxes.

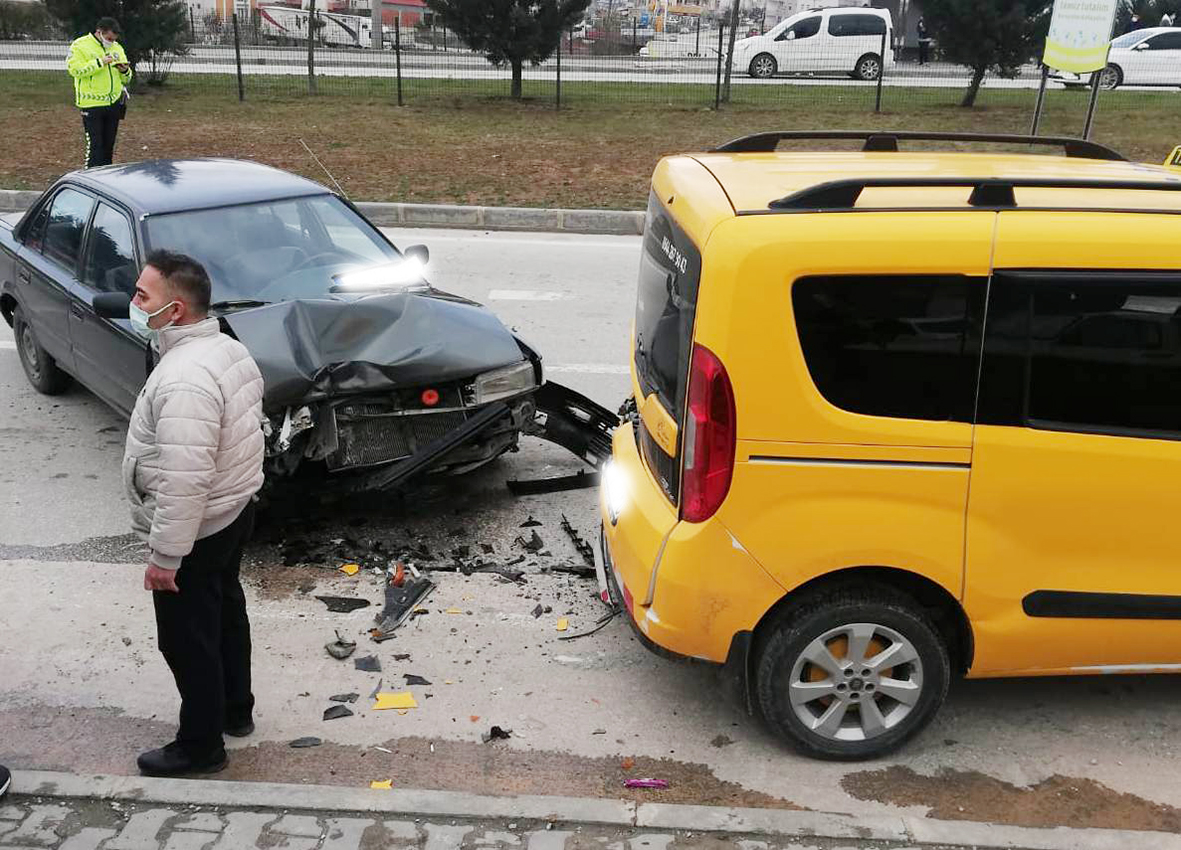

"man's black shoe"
[0,764,11,799]
[137,742,226,777]
[224,720,254,738]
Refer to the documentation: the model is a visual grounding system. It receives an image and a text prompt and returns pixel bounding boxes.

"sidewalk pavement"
[4,771,1179,850]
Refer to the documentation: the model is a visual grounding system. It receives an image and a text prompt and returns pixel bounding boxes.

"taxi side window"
[792,275,985,422]
[980,275,1181,438]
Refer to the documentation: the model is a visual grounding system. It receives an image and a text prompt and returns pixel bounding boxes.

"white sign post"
[1030,0,1120,139]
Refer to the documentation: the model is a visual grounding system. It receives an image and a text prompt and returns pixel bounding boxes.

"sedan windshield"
[144,195,411,303]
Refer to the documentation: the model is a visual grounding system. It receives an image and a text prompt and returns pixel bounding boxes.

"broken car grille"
[327,410,469,471]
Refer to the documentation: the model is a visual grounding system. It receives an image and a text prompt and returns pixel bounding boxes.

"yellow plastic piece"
[372,692,418,711]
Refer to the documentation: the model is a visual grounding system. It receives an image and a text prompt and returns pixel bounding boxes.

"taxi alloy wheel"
[756,585,950,760]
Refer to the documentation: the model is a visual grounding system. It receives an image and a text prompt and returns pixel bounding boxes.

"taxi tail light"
[680,343,736,524]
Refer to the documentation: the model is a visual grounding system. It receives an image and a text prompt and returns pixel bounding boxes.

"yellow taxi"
[600,131,1181,759]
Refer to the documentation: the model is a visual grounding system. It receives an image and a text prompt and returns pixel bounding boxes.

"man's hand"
[144,564,179,593]
[101,54,117,65]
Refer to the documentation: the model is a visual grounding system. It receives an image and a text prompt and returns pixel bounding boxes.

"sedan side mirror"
[403,244,429,265]
[93,292,131,319]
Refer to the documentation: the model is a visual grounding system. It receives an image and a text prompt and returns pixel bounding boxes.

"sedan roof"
[67,158,331,216]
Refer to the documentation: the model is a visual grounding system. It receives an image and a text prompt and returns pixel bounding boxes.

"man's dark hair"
[95,16,121,34]
[146,250,212,315]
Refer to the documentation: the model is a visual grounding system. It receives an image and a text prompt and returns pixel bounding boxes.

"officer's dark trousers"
[81,104,121,168]
[152,502,256,757]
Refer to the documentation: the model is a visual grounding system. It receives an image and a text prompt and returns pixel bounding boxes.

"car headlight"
[472,361,537,405]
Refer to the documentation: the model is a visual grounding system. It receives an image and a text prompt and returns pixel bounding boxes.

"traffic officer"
[67,16,132,168]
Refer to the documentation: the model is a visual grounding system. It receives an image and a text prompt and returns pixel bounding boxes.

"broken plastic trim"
[528,382,618,468]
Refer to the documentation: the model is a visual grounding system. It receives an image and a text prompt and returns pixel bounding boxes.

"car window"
[828,14,886,37]
[978,275,1181,438]
[1144,32,1181,49]
[1111,32,1149,48]
[792,275,985,422]
[145,195,401,301]
[42,188,95,273]
[23,204,51,253]
[83,204,137,295]
[778,15,821,40]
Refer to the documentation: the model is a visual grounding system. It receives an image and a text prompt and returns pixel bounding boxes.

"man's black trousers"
[81,104,121,168]
[152,502,256,758]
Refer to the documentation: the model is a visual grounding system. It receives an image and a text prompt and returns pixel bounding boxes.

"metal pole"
[695,15,700,55]
[1082,3,1119,140]
[874,25,886,112]
[555,31,562,110]
[714,23,724,109]
[307,0,317,94]
[394,17,403,105]
[633,18,637,51]
[190,8,196,41]
[371,0,381,49]
[1029,64,1049,135]
[1082,69,1102,139]
[723,0,739,103]
[232,12,244,101]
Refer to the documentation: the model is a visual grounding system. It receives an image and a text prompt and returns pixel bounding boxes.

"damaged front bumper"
[263,378,618,493]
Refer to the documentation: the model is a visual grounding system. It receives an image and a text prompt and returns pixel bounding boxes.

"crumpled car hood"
[222,290,527,408]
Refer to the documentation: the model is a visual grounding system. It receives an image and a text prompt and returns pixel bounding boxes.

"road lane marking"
[403,233,640,249]
[488,290,567,301]
[548,363,629,375]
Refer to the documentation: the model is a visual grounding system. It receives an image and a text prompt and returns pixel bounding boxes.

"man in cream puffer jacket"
[123,250,265,777]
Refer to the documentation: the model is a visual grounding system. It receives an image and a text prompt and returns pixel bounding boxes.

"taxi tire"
[755,584,950,760]
[13,305,71,395]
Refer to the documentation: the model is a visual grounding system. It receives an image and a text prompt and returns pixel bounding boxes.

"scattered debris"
[531,604,545,619]
[480,543,495,555]
[561,515,596,568]
[326,631,357,660]
[121,637,132,647]
[625,779,669,789]
[355,655,382,673]
[370,780,393,790]
[329,693,360,704]
[472,563,526,584]
[393,653,411,661]
[391,562,406,587]
[621,757,635,771]
[372,575,436,642]
[547,563,596,580]
[556,618,569,632]
[369,679,384,700]
[339,563,360,576]
[470,715,480,722]
[373,746,392,754]
[711,734,735,748]
[446,608,463,615]
[520,516,542,528]
[323,705,354,721]
[559,608,620,642]
[373,692,418,711]
[593,729,607,735]
[482,725,512,743]
[516,531,545,553]
[403,674,432,686]
[289,737,322,748]
[508,470,600,496]
[316,595,371,613]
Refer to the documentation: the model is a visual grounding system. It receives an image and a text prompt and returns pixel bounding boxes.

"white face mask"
[129,300,179,341]
[99,33,116,47]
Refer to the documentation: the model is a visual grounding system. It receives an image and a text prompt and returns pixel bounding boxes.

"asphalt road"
[3,227,1181,833]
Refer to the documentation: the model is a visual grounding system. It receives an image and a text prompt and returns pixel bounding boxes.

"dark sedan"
[0,159,614,490]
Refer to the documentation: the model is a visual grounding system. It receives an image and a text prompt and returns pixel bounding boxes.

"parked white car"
[1053,27,1181,90]
[730,7,893,81]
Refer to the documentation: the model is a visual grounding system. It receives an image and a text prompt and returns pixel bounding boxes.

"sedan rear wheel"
[13,306,70,395]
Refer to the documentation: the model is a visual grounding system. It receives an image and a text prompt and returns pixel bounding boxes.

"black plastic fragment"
[404,674,432,686]
[316,596,371,613]
[354,655,382,672]
[290,737,323,748]
[517,531,545,553]
[329,693,360,703]
[323,705,354,721]
[560,515,596,568]
[507,470,601,496]
[482,725,512,743]
[372,576,436,642]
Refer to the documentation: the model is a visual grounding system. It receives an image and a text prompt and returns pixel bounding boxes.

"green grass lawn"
[3,70,1177,208]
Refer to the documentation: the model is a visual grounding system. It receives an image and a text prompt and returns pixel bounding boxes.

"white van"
[731,7,893,80]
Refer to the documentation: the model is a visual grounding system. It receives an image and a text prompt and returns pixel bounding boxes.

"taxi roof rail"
[756,176,1181,213]
[713,131,1126,162]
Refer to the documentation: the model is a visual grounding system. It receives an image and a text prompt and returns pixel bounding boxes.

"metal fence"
[3,15,1179,125]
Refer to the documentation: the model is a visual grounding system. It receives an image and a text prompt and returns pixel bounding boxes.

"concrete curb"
[12,770,1181,849]
[0,189,645,236]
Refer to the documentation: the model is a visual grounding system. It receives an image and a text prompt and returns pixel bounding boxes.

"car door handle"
[17,270,29,284]
[70,302,88,321]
